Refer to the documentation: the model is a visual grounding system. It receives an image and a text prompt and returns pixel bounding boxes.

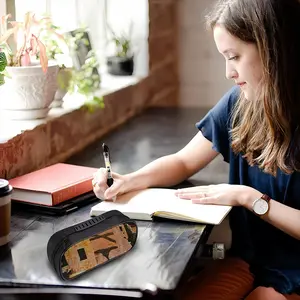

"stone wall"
[0,0,179,179]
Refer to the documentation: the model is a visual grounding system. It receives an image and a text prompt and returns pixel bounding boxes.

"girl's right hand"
[92,168,128,201]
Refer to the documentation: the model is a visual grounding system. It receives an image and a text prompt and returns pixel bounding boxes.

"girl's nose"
[226,62,238,80]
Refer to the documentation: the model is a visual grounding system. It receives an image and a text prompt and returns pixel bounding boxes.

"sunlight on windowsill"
[0,73,143,144]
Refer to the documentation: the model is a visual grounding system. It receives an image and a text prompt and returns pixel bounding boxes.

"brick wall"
[0,0,179,179]
[0,79,151,179]
[148,0,179,106]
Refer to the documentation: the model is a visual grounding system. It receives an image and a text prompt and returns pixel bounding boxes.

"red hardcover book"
[9,163,98,206]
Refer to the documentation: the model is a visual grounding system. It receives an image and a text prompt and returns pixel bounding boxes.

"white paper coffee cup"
[0,179,13,246]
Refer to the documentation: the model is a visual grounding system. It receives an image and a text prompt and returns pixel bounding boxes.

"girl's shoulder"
[195,86,240,163]
[211,85,240,120]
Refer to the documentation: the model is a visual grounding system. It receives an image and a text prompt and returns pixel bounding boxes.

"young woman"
[92,0,300,299]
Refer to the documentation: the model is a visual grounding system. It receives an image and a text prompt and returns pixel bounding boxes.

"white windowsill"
[0,73,143,144]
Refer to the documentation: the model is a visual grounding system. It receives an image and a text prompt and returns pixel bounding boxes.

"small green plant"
[68,49,103,111]
[107,23,133,58]
[41,25,64,60]
[67,27,91,53]
[0,51,8,85]
[37,16,68,65]
[64,28,103,111]
[112,35,131,58]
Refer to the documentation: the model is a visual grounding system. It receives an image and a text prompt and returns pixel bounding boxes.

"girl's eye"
[228,56,239,61]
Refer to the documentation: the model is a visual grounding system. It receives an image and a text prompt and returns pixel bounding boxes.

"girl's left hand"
[175,184,261,207]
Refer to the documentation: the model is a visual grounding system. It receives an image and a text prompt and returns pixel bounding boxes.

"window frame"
[2,0,148,76]
[0,0,7,17]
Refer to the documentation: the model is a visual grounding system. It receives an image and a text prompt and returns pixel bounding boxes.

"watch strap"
[261,194,271,202]
[257,194,271,217]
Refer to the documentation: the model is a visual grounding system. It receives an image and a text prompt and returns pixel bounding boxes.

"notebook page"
[149,190,231,224]
[155,202,232,225]
[90,188,231,224]
[90,188,177,218]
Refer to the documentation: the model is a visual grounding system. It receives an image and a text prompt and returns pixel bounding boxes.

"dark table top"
[1,203,207,294]
[0,107,226,297]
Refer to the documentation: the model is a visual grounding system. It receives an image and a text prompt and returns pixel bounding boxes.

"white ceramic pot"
[0,61,59,119]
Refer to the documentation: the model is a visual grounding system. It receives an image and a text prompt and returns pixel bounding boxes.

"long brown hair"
[206,0,300,176]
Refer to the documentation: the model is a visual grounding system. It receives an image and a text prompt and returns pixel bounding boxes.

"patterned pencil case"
[47,210,138,281]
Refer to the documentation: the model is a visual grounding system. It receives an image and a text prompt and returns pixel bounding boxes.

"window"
[0,0,6,17]
[106,0,149,76]
[15,0,47,20]
[4,0,149,76]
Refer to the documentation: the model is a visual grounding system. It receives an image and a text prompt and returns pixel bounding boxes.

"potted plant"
[106,25,134,76]
[0,12,59,119]
[66,28,103,111]
[67,49,103,112]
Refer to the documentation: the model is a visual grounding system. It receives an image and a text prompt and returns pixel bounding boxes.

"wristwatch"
[252,194,271,216]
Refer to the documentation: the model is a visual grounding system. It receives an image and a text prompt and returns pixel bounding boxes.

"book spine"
[52,178,93,205]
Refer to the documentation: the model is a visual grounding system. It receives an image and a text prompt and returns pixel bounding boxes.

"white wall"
[178,0,233,107]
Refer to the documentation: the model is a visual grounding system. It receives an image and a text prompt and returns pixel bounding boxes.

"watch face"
[253,199,269,215]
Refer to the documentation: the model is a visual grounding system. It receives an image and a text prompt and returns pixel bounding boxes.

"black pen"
[102,143,114,187]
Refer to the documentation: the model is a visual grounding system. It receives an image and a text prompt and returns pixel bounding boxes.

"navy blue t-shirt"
[196,86,300,294]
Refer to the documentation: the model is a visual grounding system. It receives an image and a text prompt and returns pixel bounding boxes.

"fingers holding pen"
[104,179,122,199]
[92,141,128,201]
[92,168,122,201]
[93,168,108,187]
[92,168,110,200]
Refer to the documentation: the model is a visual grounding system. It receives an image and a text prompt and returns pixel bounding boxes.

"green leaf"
[0,73,5,86]
[0,52,8,72]
[2,69,11,78]
[93,96,104,105]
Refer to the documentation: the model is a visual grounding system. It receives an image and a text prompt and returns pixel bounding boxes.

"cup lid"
[0,179,13,196]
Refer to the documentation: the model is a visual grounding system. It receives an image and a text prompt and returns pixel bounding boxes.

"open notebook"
[90,188,232,225]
